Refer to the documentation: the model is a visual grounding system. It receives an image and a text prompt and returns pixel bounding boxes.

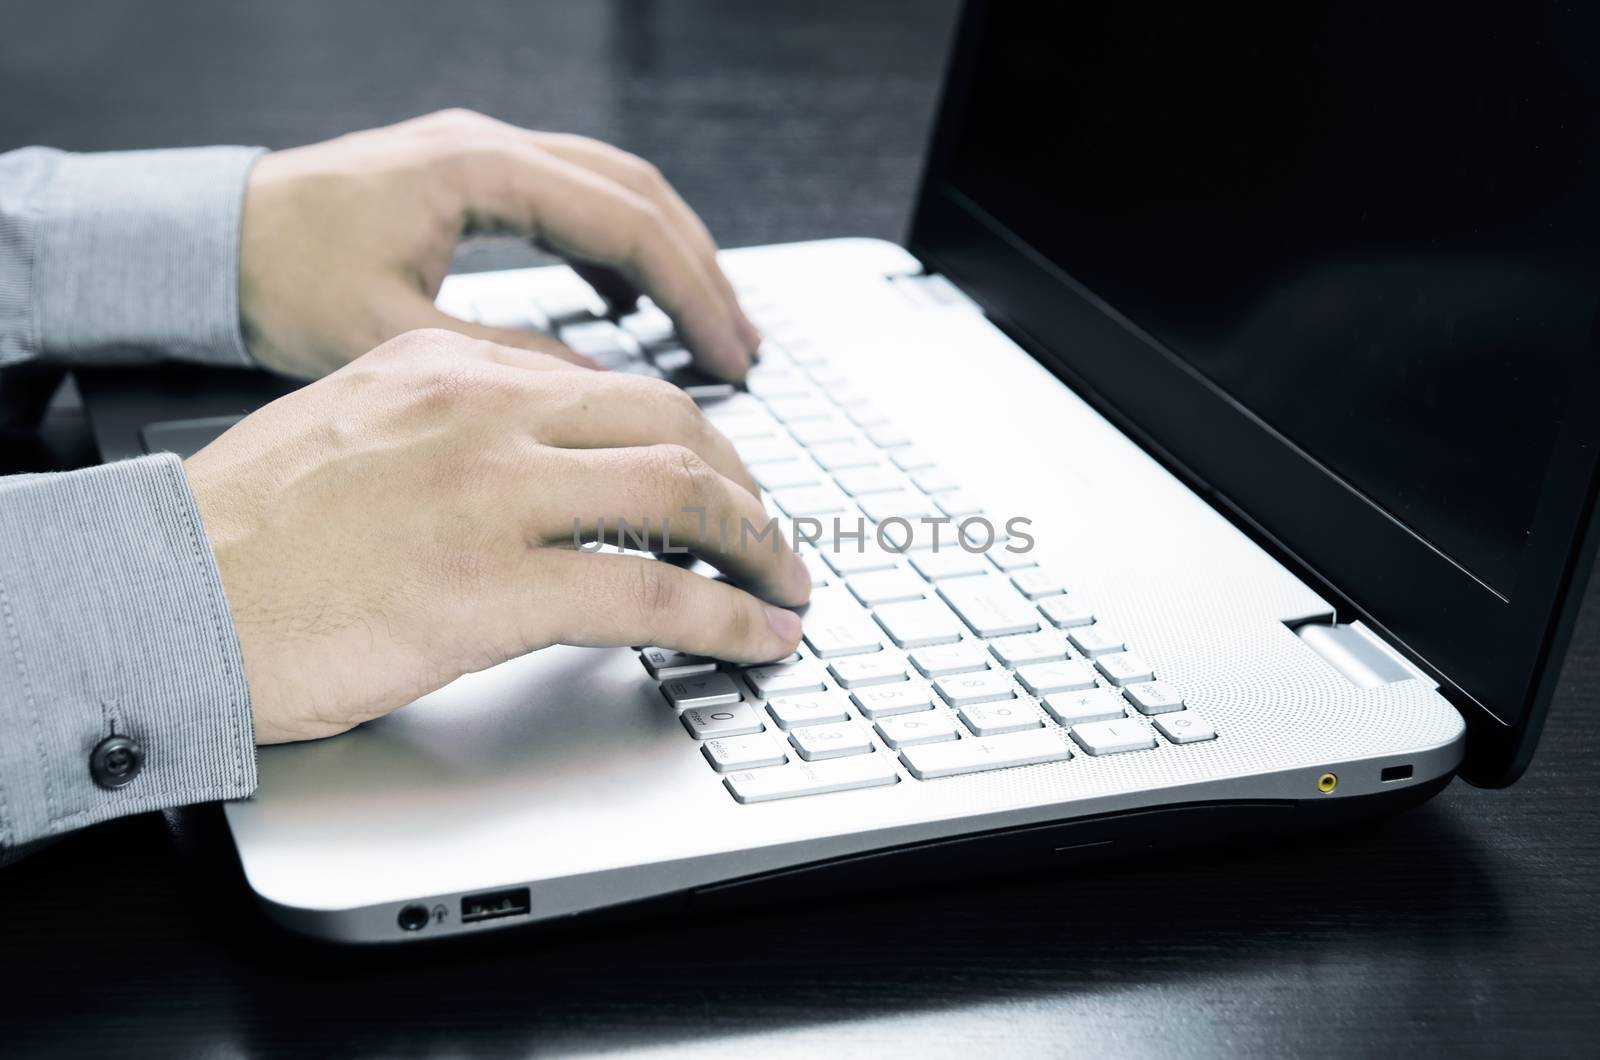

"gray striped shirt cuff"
[0,453,255,848]
[2,145,263,368]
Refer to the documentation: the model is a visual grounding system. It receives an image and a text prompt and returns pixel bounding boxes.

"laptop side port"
[1381,764,1414,782]
[461,887,531,924]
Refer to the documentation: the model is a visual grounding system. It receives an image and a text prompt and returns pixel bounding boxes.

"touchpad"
[139,415,245,458]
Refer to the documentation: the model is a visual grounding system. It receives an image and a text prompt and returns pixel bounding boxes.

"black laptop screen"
[941,2,1599,599]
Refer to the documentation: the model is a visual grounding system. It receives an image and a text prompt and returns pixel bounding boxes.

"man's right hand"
[184,329,808,745]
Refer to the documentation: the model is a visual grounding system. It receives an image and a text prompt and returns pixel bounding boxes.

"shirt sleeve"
[0,144,264,370]
[0,453,256,850]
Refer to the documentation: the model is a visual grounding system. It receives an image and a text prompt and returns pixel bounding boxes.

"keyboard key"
[934,491,984,518]
[1041,690,1127,726]
[911,467,960,494]
[850,681,936,718]
[844,402,890,427]
[765,395,834,423]
[682,703,766,739]
[834,466,906,496]
[640,648,717,679]
[874,599,965,648]
[468,290,549,331]
[802,552,832,586]
[858,491,939,523]
[1068,625,1126,657]
[754,460,822,491]
[789,722,876,761]
[1011,568,1067,600]
[619,304,678,348]
[724,755,900,803]
[653,346,695,373]
[1015,659,1098,696]
[866,424,912,448]
[910,641,993,677]
[889,447,936,472]
[811,442,882,471]
[708,414,777,442]
[989,631,1069,668]
[1124,680,1185,715]
[988,548,1038,572]
[702,733,788,772]
[1096,652,1156,686]
[894,521,967,553]
[767,692,852,729]
[819,544,899,576]
[559,320,642,364]
[771,487,848,517]
[531,276,606,324]
[900,728,1071,779]
[934,669,1017,706]
[735,437,797,465]
[661,672,743,709]
[802,607,884,658]
[828,653,910,688]
[1070,718,1157,756]
[1154,711,1218,744]
[938,577,1041,638]
[744,368,809,399]
[959,702,1043,736]
[743,661,827,699]
[1039,596,1095,628]
[875,712,961,749]
[788,417,856,446]
[909,549,989,581]
[846,568,926,607]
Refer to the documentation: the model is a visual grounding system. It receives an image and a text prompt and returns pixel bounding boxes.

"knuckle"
[631,562,679,618]
[424,107,490,132]
[618,153,666,194]
[651,442,715,501]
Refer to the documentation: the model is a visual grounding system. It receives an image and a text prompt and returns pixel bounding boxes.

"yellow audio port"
[1317,772,1339,793]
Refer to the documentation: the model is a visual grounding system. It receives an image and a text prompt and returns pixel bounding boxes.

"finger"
[515,371,761,499]
[537,444,810,608]
[530,134,761,350]
[529,549,802,663]
[568,261,641,313]
[403,297,602,370]
[451,145,755,379]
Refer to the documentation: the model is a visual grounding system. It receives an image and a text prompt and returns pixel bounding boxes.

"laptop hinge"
[887,272,984,313]
[1294,619,1440,690]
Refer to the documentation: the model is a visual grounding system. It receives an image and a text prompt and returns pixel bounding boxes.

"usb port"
[461,887,531,924]
[1380,764,1413,783]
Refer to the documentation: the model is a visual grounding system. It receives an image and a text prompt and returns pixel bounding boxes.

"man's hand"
[185,329,806,744]
[238,109,761,380]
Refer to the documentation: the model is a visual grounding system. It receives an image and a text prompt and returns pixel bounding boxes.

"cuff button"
[90,735,145,790]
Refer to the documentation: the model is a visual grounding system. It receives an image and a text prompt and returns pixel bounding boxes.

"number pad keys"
[850,682,937,719]
[1154,711,1218,744]
[767,692,852,730]
[875,713,962,749]
[934,669,1017,706]
[661,672,743,709]
[702,733,789,772]
[959,702,1044,737]
[1124,680,1185,714]
[790,722,876,761]
[682,702,766,739]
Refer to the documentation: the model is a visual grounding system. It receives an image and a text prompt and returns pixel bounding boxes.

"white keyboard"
[459,277,1219,804]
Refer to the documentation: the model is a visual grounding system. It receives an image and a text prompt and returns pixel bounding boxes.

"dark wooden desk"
[3,2,1597,1055]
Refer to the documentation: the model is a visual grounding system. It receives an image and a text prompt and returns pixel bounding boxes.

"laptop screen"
[912,1,1600,774]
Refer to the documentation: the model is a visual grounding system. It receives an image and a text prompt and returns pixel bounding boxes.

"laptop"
[76,0,1600,942]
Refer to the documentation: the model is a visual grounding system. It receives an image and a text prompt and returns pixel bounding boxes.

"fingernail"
[764,604,803,644]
